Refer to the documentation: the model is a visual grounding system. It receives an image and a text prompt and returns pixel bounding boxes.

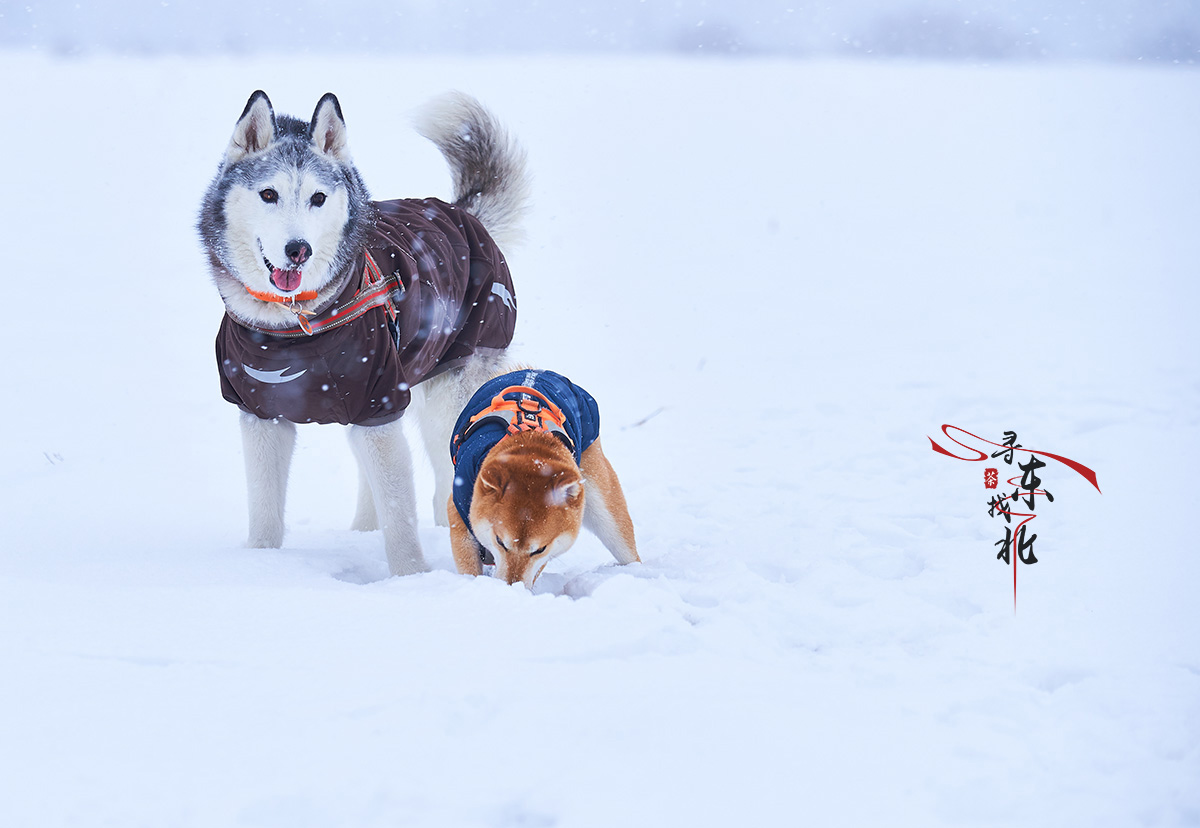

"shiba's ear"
[479,466,508,497]
[310,93,351,161]
[226,90,276,164]
[550,479,583,506]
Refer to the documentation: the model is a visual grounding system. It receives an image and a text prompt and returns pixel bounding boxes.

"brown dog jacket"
[216,198,516,426]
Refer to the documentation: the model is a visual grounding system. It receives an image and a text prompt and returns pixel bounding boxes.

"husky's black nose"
[285,239,312,265]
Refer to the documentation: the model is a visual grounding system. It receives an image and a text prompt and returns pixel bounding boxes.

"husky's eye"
[532,546,547,557]
[259,189,278,203]
[495,535,508,552]
[310,192,327,207]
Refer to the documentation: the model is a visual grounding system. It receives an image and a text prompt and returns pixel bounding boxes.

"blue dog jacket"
[449,369,600,527]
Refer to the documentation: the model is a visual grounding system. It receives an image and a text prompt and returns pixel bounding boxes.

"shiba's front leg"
[579,439,639,565]
[348,419,428,576]
[240,411,296,548]
[447,498,483,576]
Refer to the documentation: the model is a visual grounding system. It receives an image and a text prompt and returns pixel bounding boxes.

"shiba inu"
[198,90,529,576]
[447,369,639,587]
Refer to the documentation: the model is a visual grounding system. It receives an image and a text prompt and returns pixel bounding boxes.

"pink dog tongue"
[270,268,303,292]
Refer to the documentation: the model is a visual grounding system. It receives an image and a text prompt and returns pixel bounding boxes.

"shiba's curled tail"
[414,92,531,251]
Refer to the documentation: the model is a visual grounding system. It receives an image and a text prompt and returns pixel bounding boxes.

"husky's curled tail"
[415,92,531,251]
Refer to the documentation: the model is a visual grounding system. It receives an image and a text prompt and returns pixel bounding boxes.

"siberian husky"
[198,90,529,576]
[447,369,639,587]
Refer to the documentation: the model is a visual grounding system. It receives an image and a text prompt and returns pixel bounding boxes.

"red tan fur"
[447,431,639,587]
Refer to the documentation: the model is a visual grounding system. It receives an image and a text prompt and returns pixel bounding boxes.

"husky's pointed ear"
[310,93,351,162]
[226,90,276,164]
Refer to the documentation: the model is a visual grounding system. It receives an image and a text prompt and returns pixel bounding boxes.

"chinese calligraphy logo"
[929,425,1101,609]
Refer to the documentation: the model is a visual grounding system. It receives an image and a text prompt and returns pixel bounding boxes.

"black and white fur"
[198,91,529,576]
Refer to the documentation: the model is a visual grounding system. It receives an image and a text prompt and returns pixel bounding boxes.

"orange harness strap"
[453,385,573,463]
[244,286,320,303]
[239,251,399,338]
[467,385,568,434]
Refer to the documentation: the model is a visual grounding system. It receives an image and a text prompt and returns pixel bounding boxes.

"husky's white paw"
[349,513,378,532]
[386,542,431,577]
[246,533,283,549]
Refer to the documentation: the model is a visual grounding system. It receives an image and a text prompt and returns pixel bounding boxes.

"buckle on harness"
[453,385,574,462]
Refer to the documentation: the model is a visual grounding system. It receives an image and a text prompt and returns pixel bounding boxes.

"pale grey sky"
[1,0,1196,62]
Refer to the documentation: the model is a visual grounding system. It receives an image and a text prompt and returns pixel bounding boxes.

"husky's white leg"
[240,411,296,548]
[348,451,378,531]
[415,351,509,527]
[579,440,640,565]
[348,419,428,576]
[413,379,460,529]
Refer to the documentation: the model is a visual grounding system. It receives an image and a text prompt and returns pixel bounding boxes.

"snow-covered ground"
[1,54,1197,827]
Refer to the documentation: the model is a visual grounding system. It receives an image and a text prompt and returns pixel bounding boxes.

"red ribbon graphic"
[928,424,1100,493]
